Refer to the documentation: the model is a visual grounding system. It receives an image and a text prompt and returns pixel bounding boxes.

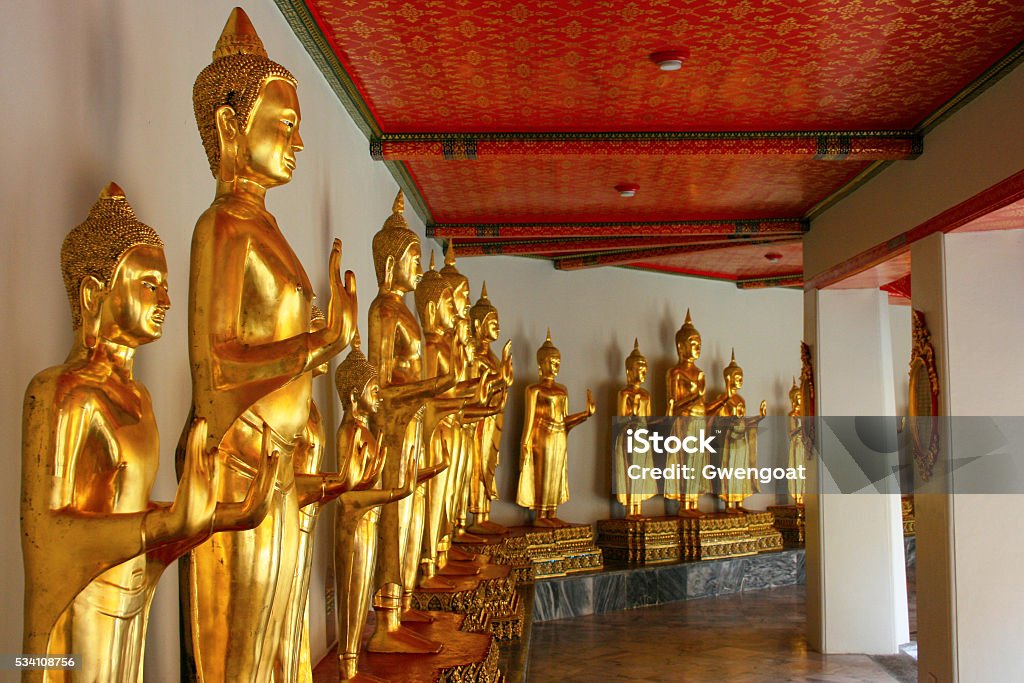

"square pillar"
[912,229,1024,682]
[804,288,910,654]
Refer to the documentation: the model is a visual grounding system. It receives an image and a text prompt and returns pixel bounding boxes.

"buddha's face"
[677,334,701,361]
[237,78,303,187]
[358,380,382,415]
[628,359,647,385]
[437,289,457,331]
[393,243,422,292]
[96,245,171,347]
[540,353,560,378]
[727,369,743,391]
[480,312,499,342]
[791,392,801,411]
[452,281,470,318]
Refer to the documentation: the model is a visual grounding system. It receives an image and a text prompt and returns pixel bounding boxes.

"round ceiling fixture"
[615,182,640,198]
[649,49,688,71]
[764,252,783,262]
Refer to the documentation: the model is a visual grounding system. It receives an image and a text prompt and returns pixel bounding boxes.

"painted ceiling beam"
[447,233,793,257]
[372,132,922,162]
[554,238,797,271]
[736,274,804,289]
[429,218,807,239]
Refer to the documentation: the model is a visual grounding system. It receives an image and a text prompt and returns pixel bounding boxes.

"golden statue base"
[454,524,603,580]
[902,496,916,536]
[679,512,783,560]
[767,504,806,547]
[596,516,683,565]
[411,563,524,641]
[313,611,502,683]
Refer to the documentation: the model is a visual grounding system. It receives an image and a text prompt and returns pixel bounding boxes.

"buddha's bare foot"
[532,517,559,528]
[416,575,456,591]
[367,625,443,654]
[549,516,572,528]
[467,520,508,535]
[448,547,489,564]
[678,508,704,518]
[438,561,480,576]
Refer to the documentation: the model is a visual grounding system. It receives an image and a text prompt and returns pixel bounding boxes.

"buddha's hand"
[314,238,357,366]
[760,400,767,417]
[586,389,596,416]
[501,340,514,386]
[171,417,218,540]
[215,423,281,531]
[416,439,450,484]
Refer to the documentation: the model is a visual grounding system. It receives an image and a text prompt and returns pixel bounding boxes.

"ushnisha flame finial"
[212,7,268,60]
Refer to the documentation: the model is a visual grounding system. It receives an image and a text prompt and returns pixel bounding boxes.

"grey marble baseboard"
[533,549,805,622]
[904,535,916,568]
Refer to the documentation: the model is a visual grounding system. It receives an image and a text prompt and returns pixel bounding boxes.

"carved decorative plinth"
[746,511,785,553]
[902,496,916,537]
[679,513,760,560]
[412,563,522,641]
[312,611,503,683]
[596,516,683,564]
[455,524,603,581]
[767,504,805,547]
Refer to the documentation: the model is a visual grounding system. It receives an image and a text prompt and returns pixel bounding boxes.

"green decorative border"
[427,218,809,237]
[373,130,916,142]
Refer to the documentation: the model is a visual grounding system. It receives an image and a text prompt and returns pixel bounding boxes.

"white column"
[912,229,1024,682]
[804,288,910,653]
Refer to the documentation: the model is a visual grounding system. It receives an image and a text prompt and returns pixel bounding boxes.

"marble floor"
[528,579,917,683]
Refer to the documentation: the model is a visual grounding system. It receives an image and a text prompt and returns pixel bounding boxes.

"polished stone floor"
[528,579,917,682]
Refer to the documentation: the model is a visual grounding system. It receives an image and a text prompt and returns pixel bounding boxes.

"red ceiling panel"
[629,239,804,280]
[407,156,871,223]
[954,197,1024,233]
[306,0,1024,133]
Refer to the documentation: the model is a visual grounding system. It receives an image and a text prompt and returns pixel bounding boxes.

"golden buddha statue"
[665,310,710,515]
[333,331,422,681]
[706,351,767,511]
[517,330,596,527]
[615,339,655,518]
[467,283,514,535]
[787,378,806,505]
[367,191,453,654]
[182,9,358,681]
[21,184,276,683]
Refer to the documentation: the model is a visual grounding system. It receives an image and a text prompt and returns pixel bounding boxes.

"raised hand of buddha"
[307,238,357,371]
[166,417,218,542]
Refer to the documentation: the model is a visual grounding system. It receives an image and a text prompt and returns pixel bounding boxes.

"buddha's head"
[61,182,168,348]
[414,252,455,333]
[469,282,499,343]
[335,330,380,416]
[194,8,301,187]
[789,378,801,412]
[625,338,648,386]
[439,243,470,319]
[372,191,421,292]
[723,350,743,392]
[675,309,701,362]
[536,329,561,379]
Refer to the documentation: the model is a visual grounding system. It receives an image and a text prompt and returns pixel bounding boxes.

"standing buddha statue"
[615,339,655,518]
[467,283,513,535]
[706,351,767,512]
[21,184,276,683]
[367,191,453,654]
[665,310,710,515]
[182,9,358,681]
[787,378,806,505]
[517,330,596,527]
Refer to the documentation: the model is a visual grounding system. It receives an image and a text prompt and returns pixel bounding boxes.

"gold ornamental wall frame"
[908,309,940,481]
[799,341,816,457]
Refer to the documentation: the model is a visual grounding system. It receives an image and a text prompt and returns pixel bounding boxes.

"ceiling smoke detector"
[764,252,783,262]
[649,49,688,71]
[615,183,640,198]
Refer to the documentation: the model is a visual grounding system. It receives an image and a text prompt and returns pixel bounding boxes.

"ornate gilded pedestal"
[457,525,603,580]
[596,517,682,565]
[410,562,524,642]
[902,496,916,536]
[312,612,503,683]
[767,504,806,547]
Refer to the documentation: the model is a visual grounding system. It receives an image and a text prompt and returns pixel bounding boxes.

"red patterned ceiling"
[407,156,871,223]
[305,0,1024,133]
[290,0,1024,283]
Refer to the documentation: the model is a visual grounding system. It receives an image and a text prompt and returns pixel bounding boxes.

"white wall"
[890,305,911,416]
[0,0,804,677]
